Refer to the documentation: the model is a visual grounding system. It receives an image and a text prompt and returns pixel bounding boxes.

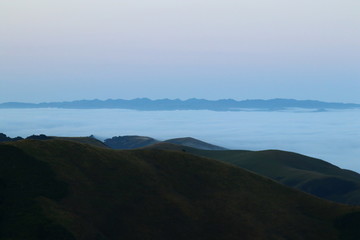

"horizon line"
[1,97,360,105]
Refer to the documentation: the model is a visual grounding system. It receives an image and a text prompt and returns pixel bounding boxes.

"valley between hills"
[1,133,360,239]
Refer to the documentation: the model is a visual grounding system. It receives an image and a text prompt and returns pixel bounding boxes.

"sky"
[1,0,360,103]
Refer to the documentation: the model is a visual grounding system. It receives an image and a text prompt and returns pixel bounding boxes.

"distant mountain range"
[1,98,360,111]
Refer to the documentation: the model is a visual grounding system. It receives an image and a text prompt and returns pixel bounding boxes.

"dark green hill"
[156,145,360,206]
[104,135,159,149]
[164,137,226,150]
[26,134,53,140]
[1,140,360,240]
[53,136,109,148]
[142,142,190,151]
[103,135,225,150]
[0,133,23,142]
[0,144,73,240]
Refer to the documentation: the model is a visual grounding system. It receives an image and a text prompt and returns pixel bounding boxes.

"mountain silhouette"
[1,98,359,111]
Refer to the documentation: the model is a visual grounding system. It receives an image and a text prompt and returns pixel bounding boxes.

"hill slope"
[164,137,226,150]
[1,140,360,240]
[160,146,360,205]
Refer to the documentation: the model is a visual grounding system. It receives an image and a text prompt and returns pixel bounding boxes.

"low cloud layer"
[1,108,359,172]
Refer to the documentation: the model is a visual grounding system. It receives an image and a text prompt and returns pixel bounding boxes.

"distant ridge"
[164,137,226,150]
[104,135,159,149]
[103,135,226,150]
[1,98,360,111]
[0,133,225,151]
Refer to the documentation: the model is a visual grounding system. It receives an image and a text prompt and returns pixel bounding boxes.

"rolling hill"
[1,139,360,239]
[103,135,225,150]
[145,143,360,205]
[164,137,226,150]
[53,136,109,148]
[104,135,159,149]
[0,133,108,149]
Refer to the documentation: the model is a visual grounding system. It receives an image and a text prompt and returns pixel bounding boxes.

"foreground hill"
[191,149,360,205]
[1,140,360,240]
[147,143,360,205]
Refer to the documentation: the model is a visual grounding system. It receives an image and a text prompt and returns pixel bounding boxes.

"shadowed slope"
[0,144,73,240]
[165,146,360,205]
[2,140,360,240]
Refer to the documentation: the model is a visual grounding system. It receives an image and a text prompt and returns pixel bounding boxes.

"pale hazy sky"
[1,0,359,103]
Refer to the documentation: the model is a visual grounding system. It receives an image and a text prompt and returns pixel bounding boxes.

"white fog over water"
[1,108,359,172]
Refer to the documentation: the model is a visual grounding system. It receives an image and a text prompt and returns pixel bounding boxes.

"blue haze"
[1,108,359,172]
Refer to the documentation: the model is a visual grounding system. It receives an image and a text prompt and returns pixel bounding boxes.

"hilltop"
[1,139,360,239]
[0,133,108,148]
[104,135,225,150]
[164,137,226,150]
[104,135,159,149]
[1,133,225,151]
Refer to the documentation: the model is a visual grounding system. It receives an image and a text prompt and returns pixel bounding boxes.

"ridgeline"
[1,98,360,111]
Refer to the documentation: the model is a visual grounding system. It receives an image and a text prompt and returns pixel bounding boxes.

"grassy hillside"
[158,145,360,206]
[0,144,74,240]
[1,139,360,240]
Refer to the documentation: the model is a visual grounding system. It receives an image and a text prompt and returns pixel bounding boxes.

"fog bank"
[1,108,359,172]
